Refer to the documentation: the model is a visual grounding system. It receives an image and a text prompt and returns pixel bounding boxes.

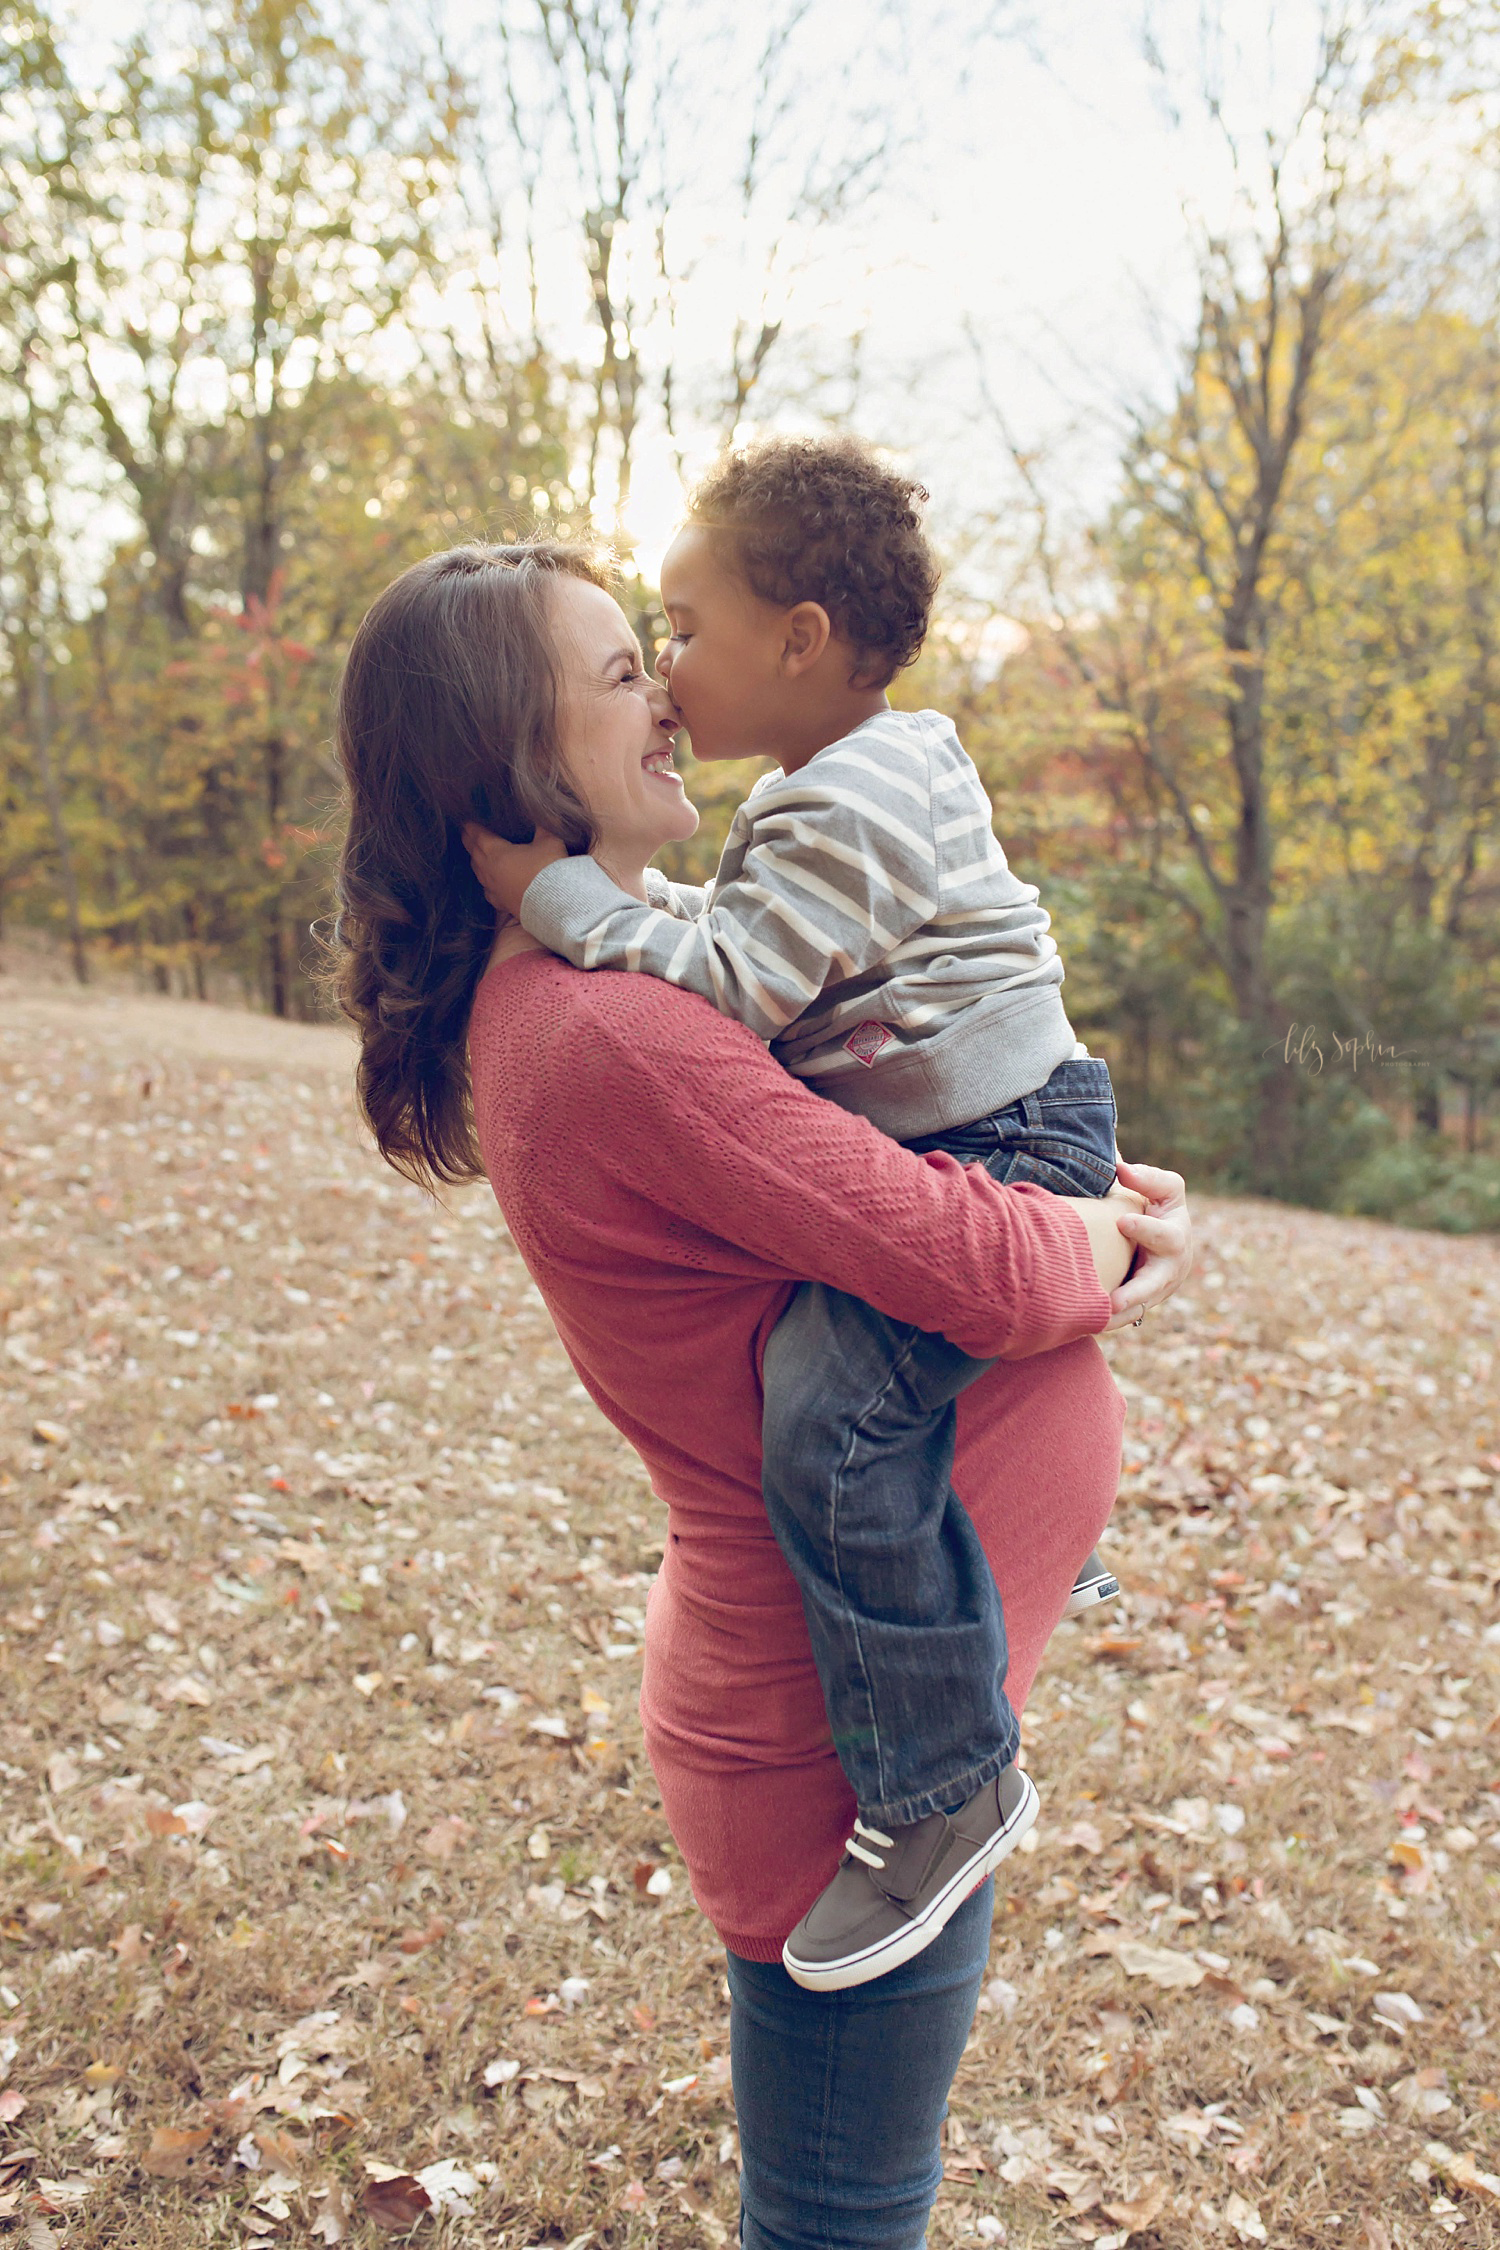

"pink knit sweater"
[469,953,1123,1962]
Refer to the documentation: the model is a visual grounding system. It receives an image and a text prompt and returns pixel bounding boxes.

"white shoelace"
[845,1817,895,1870]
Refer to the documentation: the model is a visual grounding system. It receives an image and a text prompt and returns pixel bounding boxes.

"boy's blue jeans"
[761,1057,1118,1830]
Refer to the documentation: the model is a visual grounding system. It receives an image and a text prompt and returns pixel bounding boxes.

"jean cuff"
[859,1736,1020,1833]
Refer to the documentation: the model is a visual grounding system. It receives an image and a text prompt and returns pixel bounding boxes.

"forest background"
[1,0,1498,1229]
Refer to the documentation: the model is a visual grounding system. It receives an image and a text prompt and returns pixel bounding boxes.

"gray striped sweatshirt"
[518,706,1080,1140]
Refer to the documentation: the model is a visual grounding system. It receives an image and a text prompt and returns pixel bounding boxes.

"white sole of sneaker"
[1064,1572,1121,1619]
[781,1770,1041,1993]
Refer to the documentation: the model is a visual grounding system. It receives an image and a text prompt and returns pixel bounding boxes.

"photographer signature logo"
[1268,1024,1420,1075]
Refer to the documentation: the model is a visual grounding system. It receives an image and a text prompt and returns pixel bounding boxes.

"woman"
[332,542,1191,2250]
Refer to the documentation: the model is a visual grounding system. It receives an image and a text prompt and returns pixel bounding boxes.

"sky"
[584,0,1345,578]
[60,0,1350,584]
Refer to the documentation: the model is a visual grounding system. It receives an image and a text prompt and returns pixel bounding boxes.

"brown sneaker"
[781,1764,1039,1993]
[1065,1548,1120,1618]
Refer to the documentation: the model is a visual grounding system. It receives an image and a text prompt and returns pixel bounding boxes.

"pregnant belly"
[634,1336,1124,1961]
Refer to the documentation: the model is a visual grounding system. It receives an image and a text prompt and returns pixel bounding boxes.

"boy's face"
[656,525,799,761]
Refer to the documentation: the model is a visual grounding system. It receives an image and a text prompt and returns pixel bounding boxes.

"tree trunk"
[1221,611,1288,1186]
[30,643,88,985]
[183,900,208,1001]
[264,719,288,1018]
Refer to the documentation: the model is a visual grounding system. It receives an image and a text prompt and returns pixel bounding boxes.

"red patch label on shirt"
[844,1020,894,1068]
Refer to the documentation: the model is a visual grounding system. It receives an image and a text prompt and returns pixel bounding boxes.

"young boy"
[469,437,1128,1991]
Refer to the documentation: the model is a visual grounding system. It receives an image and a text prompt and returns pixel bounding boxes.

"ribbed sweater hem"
[793,984,1078,1139]
[720,1928,791,1965]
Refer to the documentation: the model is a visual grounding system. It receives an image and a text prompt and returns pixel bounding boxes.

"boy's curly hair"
[686,435,938,687]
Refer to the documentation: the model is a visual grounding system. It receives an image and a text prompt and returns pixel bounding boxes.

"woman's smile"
[550,574,701,879]
[643,742,684,785]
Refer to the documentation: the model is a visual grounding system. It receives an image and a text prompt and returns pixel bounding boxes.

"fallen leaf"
[419,1815,471,1863]
[311,2178,353,2243]
[200,1739,275,1776]
[279,1538,329,1574]
[141,2125,213,2179]
[109,1924,152,1966]
[1224,2190,1268,2242]
[253,2127,308,2175]
[1114,1941,1205,1989]
[413,2159,479,2211]
[0,2091,25,2123]
[33,2178,91,2211]
[1057,1820,1105,1854]
[396,1918,447,1955]
[1448,2153,1500,2204]
[362,2173,432,2231]
[1161,2109,1219,2148]
[45,1754,81,1796]
[1372,1990,1424,2032]
[1101,2177,1167,2234]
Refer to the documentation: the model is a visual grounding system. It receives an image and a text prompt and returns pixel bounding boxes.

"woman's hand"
[1102,1158,1192,1332]
[462,823,567,921]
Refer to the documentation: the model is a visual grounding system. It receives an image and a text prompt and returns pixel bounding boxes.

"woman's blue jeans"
[728,1879,994,2249]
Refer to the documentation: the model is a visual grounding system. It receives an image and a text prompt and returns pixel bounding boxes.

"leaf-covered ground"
[1,974,1498,2250]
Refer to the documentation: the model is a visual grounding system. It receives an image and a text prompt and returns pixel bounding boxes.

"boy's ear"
[780,600,832,676]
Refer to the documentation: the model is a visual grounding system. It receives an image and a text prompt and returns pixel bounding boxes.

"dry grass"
[0,971,1497,2250]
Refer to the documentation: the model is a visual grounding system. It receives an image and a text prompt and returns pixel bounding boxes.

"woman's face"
[549,576,699,870]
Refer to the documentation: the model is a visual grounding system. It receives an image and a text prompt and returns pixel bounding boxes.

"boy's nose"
[655,641,673,684]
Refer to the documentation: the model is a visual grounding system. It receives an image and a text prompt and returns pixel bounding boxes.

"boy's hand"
[1062,1182,1147,1295]
[462,824,567,920]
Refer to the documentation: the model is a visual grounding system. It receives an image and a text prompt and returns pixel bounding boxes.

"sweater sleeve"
[519,750,939,1042]
[574,979,1111,1362]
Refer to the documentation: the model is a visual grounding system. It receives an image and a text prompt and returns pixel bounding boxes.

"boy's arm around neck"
[519,749,939,1041]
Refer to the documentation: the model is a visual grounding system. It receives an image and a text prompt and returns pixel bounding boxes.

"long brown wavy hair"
[330,541,610,1188]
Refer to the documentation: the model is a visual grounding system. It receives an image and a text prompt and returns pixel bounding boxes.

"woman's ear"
[780,600,832,677]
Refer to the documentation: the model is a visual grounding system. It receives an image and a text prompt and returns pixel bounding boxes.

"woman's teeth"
[643,751,676,778]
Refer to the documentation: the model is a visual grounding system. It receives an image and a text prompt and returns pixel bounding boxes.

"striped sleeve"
[645,870,710,918]
[518,752,941,1043]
